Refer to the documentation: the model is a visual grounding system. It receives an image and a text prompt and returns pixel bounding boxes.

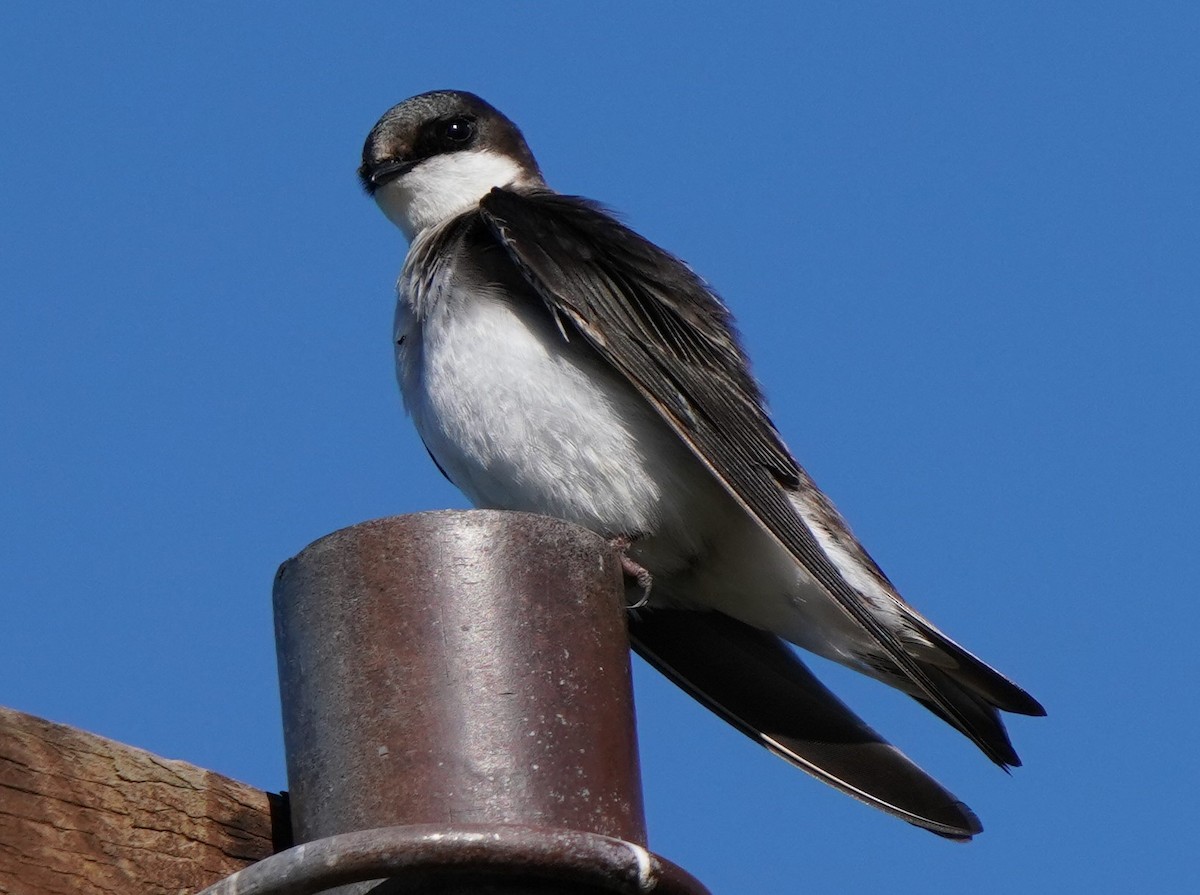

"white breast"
[395,280,717,566]
[390,238,908,664]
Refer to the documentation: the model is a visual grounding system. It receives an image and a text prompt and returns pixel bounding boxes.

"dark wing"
[479,187,1037,767]
[630,610,982,839]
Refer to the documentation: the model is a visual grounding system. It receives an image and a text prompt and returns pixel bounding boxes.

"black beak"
[358,157,413,195]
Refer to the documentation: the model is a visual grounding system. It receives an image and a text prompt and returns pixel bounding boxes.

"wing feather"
[479,187,1023,765]
[629,609,983,838]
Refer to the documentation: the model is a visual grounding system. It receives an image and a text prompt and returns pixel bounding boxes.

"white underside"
[394,263,911,667]
[396,281,716,564]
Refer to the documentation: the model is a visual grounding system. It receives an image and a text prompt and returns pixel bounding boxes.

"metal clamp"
[196,823,708,894]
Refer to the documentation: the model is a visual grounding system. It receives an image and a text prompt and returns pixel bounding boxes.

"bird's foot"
[610,534,653,609]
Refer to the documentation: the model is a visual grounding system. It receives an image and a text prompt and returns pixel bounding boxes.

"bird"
[357,89,1044,839]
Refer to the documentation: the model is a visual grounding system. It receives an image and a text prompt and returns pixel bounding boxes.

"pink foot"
[610,535,653,609]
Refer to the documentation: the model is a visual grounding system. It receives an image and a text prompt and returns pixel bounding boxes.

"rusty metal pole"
[200,510,707,895]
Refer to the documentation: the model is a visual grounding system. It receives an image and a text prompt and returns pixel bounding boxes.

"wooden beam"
[0,705,288,895]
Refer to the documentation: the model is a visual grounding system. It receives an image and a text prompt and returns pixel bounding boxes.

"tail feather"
[889,616,1045,768]
[910,665,1021,768]
[911,617,1047,717]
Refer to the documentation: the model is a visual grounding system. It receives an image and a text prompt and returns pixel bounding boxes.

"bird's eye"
[442,117,476,145]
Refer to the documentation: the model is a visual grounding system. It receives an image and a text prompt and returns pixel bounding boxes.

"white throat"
[374,149,536,241]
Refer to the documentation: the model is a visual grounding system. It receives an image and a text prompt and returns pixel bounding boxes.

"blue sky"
[2,3,1197,891]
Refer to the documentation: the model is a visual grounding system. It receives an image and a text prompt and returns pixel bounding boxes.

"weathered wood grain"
[0,705,288,895]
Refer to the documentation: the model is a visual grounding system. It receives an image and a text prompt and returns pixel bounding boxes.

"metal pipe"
[259,510,705,894]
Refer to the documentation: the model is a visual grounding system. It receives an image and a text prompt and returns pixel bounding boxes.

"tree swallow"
[358,90,1044,839]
